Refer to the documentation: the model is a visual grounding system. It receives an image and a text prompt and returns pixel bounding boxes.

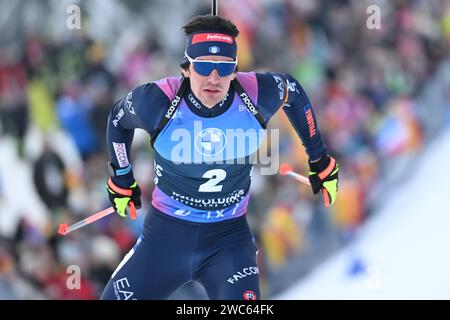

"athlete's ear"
[181,68,190,78]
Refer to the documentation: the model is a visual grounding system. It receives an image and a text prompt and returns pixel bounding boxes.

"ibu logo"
[195,128,226,157]
[208,46,220,54]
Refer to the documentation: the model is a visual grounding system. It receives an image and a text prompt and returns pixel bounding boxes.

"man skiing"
[101,14,339,300]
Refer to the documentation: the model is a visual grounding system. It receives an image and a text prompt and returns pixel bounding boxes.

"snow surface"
[276,127,450,300]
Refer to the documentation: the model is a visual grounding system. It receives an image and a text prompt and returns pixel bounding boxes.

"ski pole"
[279,163,311,186]
[57,203,136,236]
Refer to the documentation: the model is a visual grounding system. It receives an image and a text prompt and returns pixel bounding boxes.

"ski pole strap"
[232,79,266,129]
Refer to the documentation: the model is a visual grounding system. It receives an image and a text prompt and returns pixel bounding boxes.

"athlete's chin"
[201,91,224,105]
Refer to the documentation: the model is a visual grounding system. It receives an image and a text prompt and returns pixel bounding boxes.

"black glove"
[106,177,141,218]
[309,155,339,207]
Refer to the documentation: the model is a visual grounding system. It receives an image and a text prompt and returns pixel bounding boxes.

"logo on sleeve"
[125,91,135,115]
[272,75,285,100]
[112,108,125,127]
[304,104,316,137]
[113,142,129,167]
[286,79,299,93]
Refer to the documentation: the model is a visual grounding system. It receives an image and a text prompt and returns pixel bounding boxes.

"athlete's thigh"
[197,240,260,300]
[100,233,190,300]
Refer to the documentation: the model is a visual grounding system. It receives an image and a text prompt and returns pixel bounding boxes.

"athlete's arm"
[107,83,171,186]
[256,72,327,161]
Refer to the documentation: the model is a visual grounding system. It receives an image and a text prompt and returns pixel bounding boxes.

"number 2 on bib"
[198,169,226,192]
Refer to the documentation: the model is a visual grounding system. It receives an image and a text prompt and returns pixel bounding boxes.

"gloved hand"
[308,155,339,207]
[106,177,142,218]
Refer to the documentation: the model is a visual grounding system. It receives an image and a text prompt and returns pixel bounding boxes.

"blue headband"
[185,31,237,60]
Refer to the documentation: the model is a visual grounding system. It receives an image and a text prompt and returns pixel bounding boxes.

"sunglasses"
[185,52,237,77]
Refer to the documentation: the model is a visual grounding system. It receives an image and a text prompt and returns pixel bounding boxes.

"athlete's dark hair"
[180,14,239,71]
[182,14,239,37]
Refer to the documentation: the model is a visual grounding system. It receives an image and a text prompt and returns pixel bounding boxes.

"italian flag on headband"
[192,33,234,44]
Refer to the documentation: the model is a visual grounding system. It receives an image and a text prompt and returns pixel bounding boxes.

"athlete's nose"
[208,69,221,84]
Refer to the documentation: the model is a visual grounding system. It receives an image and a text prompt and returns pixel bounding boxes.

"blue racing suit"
[101,72,327,300]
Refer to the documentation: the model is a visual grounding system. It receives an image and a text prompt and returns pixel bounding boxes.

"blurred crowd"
[1,0,449,299]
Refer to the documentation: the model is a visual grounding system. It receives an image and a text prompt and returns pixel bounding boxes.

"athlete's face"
[182,55,236,108]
